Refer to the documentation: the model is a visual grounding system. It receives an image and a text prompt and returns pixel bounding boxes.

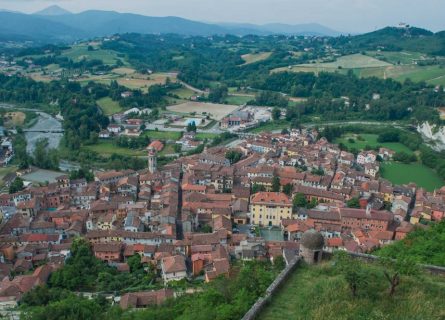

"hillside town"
[0,127,442,309]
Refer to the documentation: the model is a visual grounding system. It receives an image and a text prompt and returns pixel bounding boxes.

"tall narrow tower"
[148,147,157,173]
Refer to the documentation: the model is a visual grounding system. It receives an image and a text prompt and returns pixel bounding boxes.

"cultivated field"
[116,72,177,93]
[274,54,391,73]
[380,162,443,191]
[166,102,239,120]
[241,52,272,65]
[272,52,445,86]
[62,45,122,65]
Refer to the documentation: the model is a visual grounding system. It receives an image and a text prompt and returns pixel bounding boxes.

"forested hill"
[330,27,445,55]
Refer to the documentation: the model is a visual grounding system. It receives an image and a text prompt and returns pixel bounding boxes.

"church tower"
[148,147,157,173]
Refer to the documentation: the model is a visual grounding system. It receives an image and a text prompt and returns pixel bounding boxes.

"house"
[93,242,122,263]
[148,140,164,152]
[107,124,122,134]
[161,255,187,283]
[249,192,292,227]
[120,289,174,309]
[99,130,110,139]
[121,91,133,98]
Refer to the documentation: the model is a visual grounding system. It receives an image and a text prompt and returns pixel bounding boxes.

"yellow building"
[249,192,292,227]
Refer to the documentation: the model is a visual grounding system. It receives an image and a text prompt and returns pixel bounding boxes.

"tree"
[380,257,419,297]
[225,150,243,164]
[293,193,307,209]
[187,121,197,132]
[127,255,142,273]
[334,251,369,298]
[271,107,281,121]
[272,176,281,192]
[9,177,24,194]
[346,197,361,208]
[282,183,293,196]
[252,184,266,194]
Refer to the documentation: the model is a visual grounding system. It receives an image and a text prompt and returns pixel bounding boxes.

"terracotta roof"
[250,192,291,205]
[162,255,186,274]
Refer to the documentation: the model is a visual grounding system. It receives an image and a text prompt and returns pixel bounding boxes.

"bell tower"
[148,147,157,173]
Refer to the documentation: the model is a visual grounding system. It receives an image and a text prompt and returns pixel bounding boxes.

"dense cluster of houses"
[0,128,443,309]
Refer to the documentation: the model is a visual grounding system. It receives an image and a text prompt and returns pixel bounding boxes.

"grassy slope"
[83,141,145,157]
[259,263,445,320]
[241,52,272,65]
[96,97,123,116]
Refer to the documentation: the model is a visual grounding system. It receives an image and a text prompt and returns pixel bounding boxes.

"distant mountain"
[34,5,72,16]
[222,22,341,36]
[0,11,84,42]
[44,10,227,37]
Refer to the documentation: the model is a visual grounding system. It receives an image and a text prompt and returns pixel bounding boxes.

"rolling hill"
[0,6,341,44]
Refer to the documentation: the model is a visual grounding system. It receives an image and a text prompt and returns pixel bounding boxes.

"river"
[0,103,63,153]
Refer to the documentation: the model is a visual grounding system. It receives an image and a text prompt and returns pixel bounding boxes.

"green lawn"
[259,263,445,320]
[170,87,200,99]
[195,132,219,140]
[97,97,123,116]
[335,134,413,154]
[83,141,145,157]
[142,130,182,141]
[380,162,444,191]
[248,120,290,133]
[224,95,253,105]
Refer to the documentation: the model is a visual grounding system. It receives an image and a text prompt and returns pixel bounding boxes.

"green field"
[83,141,145,157]
[366,51,425,65]
[97,97,123,116]
[259,263,445,320]
[195,132,219,140]
[241,52,272,65]
[170,87,200,99]
[225,95,253,105]
[334,134,413,154]
[272,52,445,86]
[274,54,391,73]
[62,45,122,65]
[142,130,182,141]
[248,120,290,133]
[381,162,443,191]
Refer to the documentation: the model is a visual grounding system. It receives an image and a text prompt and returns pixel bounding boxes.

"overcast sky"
[0,0,444,33]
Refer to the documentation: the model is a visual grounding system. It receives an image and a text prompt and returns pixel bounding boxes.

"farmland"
[241,52,272,65]
[272,52,445,86]
[380,162,443,191]
[61,44,123,65]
